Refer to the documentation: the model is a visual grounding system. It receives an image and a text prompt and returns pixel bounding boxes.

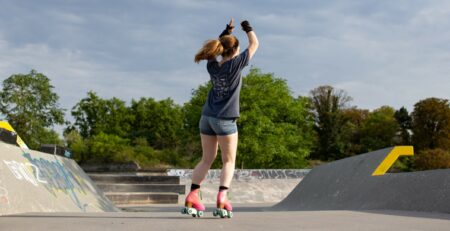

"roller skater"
[183,18,258,218]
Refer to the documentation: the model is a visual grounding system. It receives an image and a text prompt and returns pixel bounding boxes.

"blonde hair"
[194,35,239,63]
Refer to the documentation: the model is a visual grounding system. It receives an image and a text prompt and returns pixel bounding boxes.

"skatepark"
[1,135,450,230]
[2,1,450,230]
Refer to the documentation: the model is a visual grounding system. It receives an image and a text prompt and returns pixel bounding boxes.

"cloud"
[0,0,448,128]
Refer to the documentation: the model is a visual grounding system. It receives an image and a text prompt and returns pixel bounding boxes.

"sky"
[0,0,449,128]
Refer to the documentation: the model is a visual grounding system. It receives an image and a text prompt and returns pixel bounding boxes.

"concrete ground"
[1,204,450,231]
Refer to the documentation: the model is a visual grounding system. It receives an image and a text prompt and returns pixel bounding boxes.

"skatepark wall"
[0,142,119,216]
[168,169,310,204]
[274,146,450,213]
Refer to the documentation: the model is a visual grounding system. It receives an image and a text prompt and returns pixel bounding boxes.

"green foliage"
[412,98,450,151]
[1,67,448,173]
[309,85,352,160]
[360,106,400,151]
[414,148,450,170]
[130,97,183,149]
[64,130,88,162]
[87,132,130,163]
[4,69,447,171]
[0,70,64,149]
[71,91,133,138]
[341,107,369,156]
[394,107,412,145]
[238,69,314,168]
[68,93,188,168]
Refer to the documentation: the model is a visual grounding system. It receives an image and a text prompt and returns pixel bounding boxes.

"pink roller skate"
[213,190,233,218]
[181,189,205,217]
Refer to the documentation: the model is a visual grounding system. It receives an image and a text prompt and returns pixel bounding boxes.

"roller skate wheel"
[198,211,204,217]
[222,210,228,218]
[187,208,195,215]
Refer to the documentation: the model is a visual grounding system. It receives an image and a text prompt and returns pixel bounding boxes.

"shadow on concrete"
[359,210,450,221]
[117,203,273,213]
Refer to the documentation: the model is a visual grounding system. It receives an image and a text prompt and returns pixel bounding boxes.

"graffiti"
[3,160,47,186]
[22,153,88,211]
[3,154,88,211]
[167,169,311,181]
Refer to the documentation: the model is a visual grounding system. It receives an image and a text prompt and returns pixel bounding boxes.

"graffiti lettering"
[2,160,46,186]
[21,154,87,211]
[167,169,311,181]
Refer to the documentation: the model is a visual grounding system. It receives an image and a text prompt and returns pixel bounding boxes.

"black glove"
[241,20,253,33]
[219,23,234,38]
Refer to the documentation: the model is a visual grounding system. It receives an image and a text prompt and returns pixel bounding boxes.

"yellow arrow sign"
[0,121,30,150]
[372,146,414,176]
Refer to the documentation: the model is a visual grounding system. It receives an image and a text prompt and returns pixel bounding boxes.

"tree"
[183,68,315,168]
[341,107,369,156]
[414,148,450,170]
[360,106,400,151]
[64,130,88,163]
[70,91,133,138]
[394,107,412,145]
[411,98,450,151]
[0,70,64,149]
[130,97,183,149]
[86,132,130,163]
[309,85,352,160]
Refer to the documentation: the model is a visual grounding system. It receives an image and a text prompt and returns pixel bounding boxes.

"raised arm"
[241,20,259,59]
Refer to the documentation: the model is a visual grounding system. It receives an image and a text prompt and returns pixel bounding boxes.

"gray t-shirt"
[202,49,250,119]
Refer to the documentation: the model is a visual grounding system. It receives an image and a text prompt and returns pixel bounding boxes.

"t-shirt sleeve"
[234,49,250,70]
[207,59,217,72]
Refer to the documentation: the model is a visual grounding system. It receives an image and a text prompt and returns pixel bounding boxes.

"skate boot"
[181,189,205,217]
[213,190,233,218]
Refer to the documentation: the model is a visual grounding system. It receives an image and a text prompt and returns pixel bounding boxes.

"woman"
[181,19,259,218]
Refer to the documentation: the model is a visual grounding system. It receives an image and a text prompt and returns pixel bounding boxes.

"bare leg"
[191,134,218,185]
[217,133,238,188]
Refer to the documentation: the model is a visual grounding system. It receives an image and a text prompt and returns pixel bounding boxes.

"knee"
[201,156,215,166]
[222,155,236,165]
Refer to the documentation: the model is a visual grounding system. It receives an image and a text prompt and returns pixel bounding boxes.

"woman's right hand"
[241,20,258,59]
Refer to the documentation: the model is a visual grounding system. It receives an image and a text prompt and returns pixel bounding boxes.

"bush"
[414,148,450,170]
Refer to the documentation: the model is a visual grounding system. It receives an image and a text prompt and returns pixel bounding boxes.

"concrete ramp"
[0,142,118,215]
[274,146,450,213]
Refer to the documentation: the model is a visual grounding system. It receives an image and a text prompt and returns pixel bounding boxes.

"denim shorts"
[199,115,237,136]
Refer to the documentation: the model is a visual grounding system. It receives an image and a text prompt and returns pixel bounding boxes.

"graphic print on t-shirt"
[212,74,229,99]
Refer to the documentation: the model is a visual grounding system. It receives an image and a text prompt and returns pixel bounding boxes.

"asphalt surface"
[1,204,450,231]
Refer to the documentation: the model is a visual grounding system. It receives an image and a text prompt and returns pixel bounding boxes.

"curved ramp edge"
[273,146,450,213]
[0,143,119,215]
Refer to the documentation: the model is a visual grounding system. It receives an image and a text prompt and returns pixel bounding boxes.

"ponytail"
[194,35,239,63]
[194,39,223,63]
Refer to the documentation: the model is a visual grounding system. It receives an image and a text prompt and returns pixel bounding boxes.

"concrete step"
[97,183,185,194]
[87,172,167,176]
[88,174,180,184]
[105,192,178,205]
